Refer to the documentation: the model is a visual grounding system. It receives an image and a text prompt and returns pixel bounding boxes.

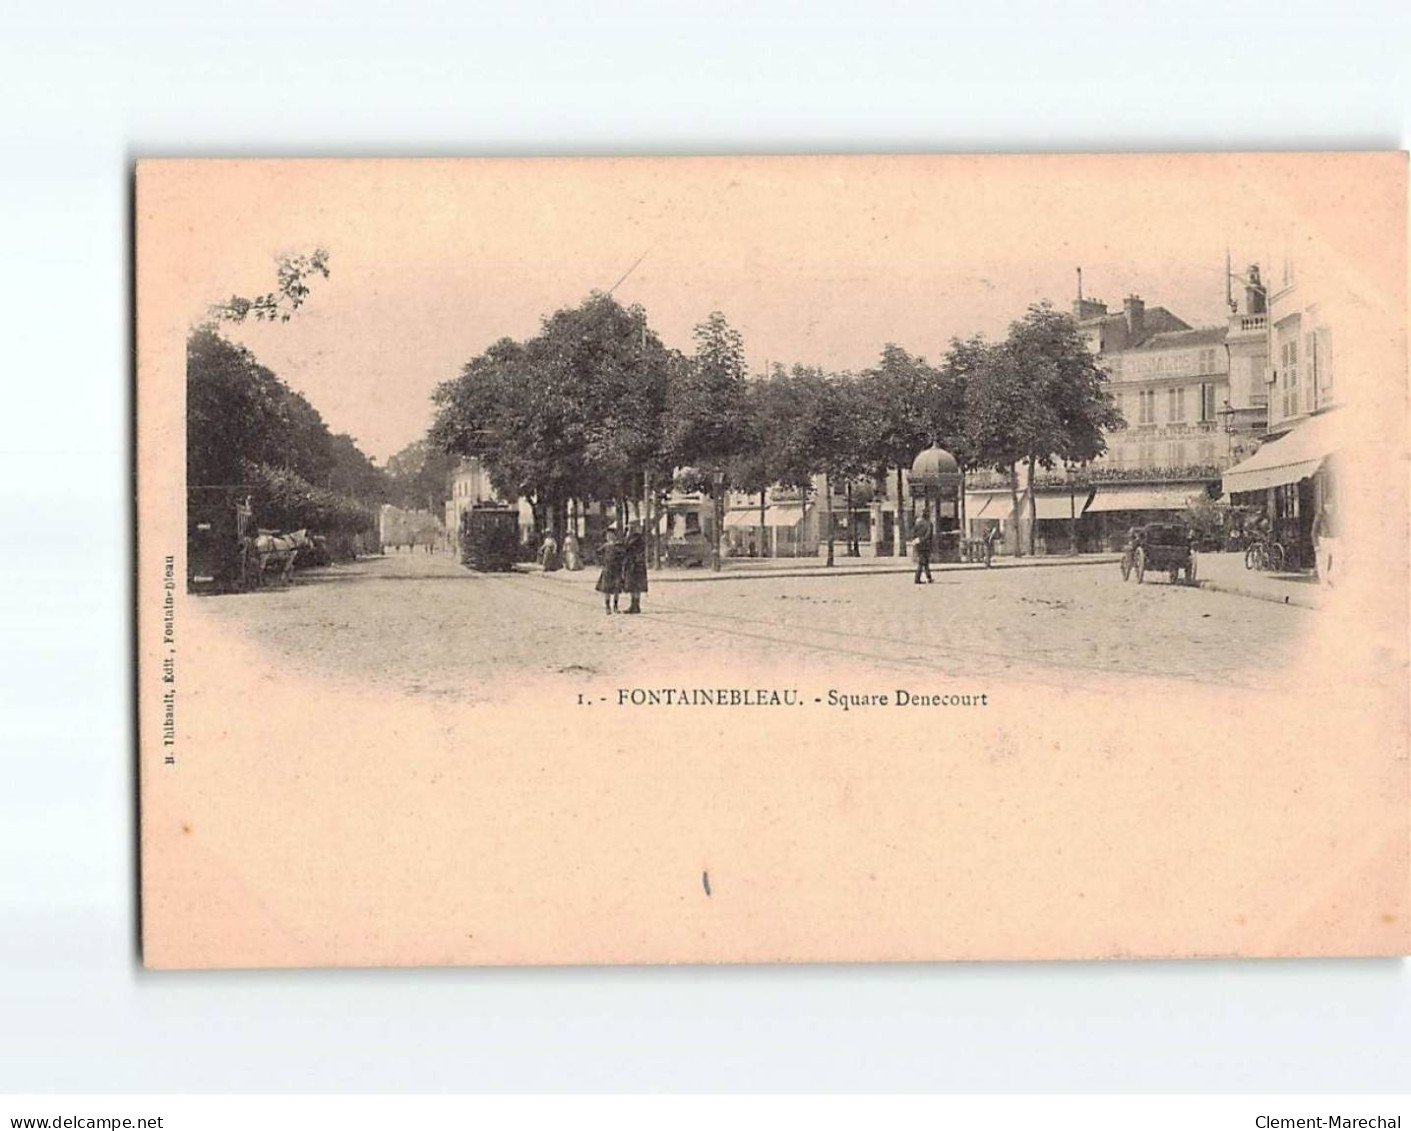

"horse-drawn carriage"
[187,486,311,592]
[1120,522,1199,586]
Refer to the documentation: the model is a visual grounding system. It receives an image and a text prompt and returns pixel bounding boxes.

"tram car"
[460,503,520,571]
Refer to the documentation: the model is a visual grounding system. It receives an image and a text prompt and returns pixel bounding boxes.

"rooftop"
[1075,304,1191,349]
[1135,325,1229,351]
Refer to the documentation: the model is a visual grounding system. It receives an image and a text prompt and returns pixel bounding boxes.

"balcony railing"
[967,465,1225,490]
[1236,315,1268,332]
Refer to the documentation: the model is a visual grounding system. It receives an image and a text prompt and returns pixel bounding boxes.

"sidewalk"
[523,551,1122,585]
[1193,551,1324,610]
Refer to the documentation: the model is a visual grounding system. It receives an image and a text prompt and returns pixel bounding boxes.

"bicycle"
[1244,539,1285,572]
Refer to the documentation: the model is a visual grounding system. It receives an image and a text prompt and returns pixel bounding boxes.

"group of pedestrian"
[596,524,648,614]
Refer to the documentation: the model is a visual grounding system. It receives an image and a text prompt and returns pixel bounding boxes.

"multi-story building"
[1082,280,1268,475]
[1223,263,1273,453]
[1262,258,1339,435]
[1222,257,1343,569]
[1038,276,1272,549]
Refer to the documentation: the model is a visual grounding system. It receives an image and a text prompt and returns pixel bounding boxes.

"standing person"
[562,529,583,571]
[596,528,623,613]
[912,512,934,585]
[622,522,648,613]
[1312,504,1337,587]
[538,531,561,572]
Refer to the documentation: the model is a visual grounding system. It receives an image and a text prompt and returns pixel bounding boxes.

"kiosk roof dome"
[910,446,961,486]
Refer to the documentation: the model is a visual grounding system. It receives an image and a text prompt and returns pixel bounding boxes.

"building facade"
[1079,280,1268,475]
[1052,276,1272,547]
[1221,257,1342,570]
[1263,258,1338,436]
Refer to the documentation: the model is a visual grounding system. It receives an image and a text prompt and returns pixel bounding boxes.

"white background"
[1,0,1407,1094]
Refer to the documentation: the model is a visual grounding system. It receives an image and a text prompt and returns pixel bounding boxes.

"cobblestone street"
[199,549,1316,702]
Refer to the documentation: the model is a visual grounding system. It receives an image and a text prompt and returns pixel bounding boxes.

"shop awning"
[724,510,766,528]
[1084,484,1205,514]
[965,491,1012,519]
[1221,411,1341,495]
[1030,491,1092,521]
[763,504,807,528]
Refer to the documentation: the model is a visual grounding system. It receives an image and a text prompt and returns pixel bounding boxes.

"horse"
[251,529,310,586]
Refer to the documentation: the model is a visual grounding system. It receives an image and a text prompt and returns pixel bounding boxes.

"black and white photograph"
[134,155,1406,971]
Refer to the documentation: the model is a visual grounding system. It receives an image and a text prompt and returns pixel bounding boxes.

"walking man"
[912,512,934,585]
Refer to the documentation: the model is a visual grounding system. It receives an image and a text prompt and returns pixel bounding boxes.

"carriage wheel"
[1134,547,1146,583]
[1268,542,1285,572]
[1120,552,1132,582]
[1244,545,1259,571]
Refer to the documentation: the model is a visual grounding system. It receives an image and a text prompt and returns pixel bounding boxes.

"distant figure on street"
[538,532,561,572]
[1313,505,1337,588]
[622,523,648,613]
[912,513,934,585]
[562,530,583,571]
[596,528,623,614]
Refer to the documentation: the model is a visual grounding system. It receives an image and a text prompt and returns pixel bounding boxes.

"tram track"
[484,569,1280,694]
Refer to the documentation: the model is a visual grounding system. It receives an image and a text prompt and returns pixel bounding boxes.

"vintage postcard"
[136,154,1409,968]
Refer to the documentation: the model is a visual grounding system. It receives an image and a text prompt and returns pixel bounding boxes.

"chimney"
[1245,264,1266,315]
[1072,272,1109,321]
[1123,294,1145,338]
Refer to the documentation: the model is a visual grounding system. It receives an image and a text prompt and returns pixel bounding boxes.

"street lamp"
[1216,399,1237,463]
[711,468,726,572]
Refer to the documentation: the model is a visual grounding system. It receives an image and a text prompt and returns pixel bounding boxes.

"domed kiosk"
[909,445,963,563]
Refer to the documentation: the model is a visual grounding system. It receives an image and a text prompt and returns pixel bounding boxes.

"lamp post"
[1216,399,1237,464]
[711,468,726,572]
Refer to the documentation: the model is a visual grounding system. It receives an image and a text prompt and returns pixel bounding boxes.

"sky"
[145,154,1382,463]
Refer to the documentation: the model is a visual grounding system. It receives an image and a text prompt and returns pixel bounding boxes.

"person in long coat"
[562,530,583,571]
[911,513,934,584]
[537,532,561,572]
[595,529,624,614]
[622,523,648,614]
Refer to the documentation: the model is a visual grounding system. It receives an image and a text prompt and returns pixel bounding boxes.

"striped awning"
[1222,411,1341,495]
[1085,484,1205,513]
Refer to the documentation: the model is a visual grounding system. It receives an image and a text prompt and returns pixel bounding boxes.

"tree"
[186,327,382,546]
[665,312,757,570]
[964,341,1030,555]
[856,345,936,555]
[431,294,675,544]
[975,304,1124,555]
[187,327,293,488]
[815,373,871,567]
[535,293,672,535]
[207,248,331,324]
[327,433,388,504]
[383,438,453,513]
[935,334,990,538]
